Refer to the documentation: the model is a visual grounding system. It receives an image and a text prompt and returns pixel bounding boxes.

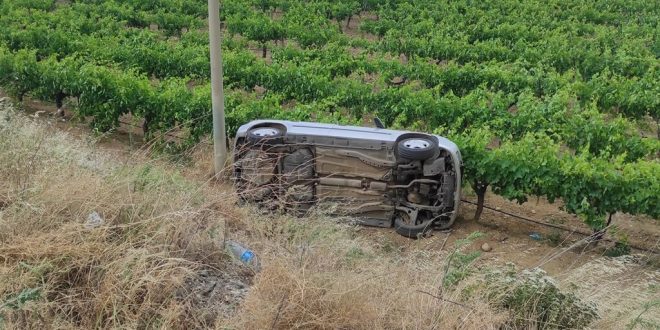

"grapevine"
[0,0,657,230]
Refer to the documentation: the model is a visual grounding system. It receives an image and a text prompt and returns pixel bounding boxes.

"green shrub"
[606,234,631,257]
[546,230,562,247]
[485,266,598,329]
[442,231,484,287]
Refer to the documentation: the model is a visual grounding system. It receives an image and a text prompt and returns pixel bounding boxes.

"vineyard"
[0,0,658,232]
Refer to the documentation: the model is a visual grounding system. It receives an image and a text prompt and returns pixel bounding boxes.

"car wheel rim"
[252,128,279,137]
[404,139,429,149]
[397,212,415,225]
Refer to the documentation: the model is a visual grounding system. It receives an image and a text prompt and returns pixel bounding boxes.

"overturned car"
[232,120,462,238]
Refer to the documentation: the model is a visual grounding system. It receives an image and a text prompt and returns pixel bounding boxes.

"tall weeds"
[0,101,235,328]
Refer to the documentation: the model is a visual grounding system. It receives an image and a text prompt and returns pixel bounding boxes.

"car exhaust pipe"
[318,177,388,191]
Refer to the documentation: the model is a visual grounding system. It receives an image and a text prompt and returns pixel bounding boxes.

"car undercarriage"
[232,120,462,238]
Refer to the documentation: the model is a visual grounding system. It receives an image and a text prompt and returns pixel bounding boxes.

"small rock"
[32,110,46,118]
[390,76,406,85]
[531,209,537,214]
[481,243,492,252]
[201,282,217,296]
[85,211,104,229]
[495,206,501,211]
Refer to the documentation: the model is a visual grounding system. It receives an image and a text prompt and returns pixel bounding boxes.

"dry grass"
[0,100,236,328]
[223,223,509,329]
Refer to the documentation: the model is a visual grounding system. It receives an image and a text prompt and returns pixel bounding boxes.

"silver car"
[232,120,462,238]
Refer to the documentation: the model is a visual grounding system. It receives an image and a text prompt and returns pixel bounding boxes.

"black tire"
[394,212,433,238]
[433,218,453,230]
[397,137,437,160]
[247,126,283,145]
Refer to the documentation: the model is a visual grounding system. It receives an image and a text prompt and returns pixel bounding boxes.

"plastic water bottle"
[225,240,261,271]
[529,232,543,241]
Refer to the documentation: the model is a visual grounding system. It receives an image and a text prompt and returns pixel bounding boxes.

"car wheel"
[433,218,452,230]
[247,126,283,145]
[394,211,433,238]
[397,137,437,160]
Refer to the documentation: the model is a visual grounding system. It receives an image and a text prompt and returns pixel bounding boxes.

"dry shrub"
[224,206,602,329]
[232,261,508,329]
[237,262,380,329]
[0,103,240,328]
[223,212,508,329]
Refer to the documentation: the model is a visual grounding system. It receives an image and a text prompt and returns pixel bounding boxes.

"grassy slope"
[0,97,657,329]
[0,97,244,328]
[0,96,503,328]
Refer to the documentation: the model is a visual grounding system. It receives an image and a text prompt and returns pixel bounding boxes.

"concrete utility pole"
[208,0,227,176]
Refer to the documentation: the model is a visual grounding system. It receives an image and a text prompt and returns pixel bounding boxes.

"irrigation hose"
[460,199,658,255]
